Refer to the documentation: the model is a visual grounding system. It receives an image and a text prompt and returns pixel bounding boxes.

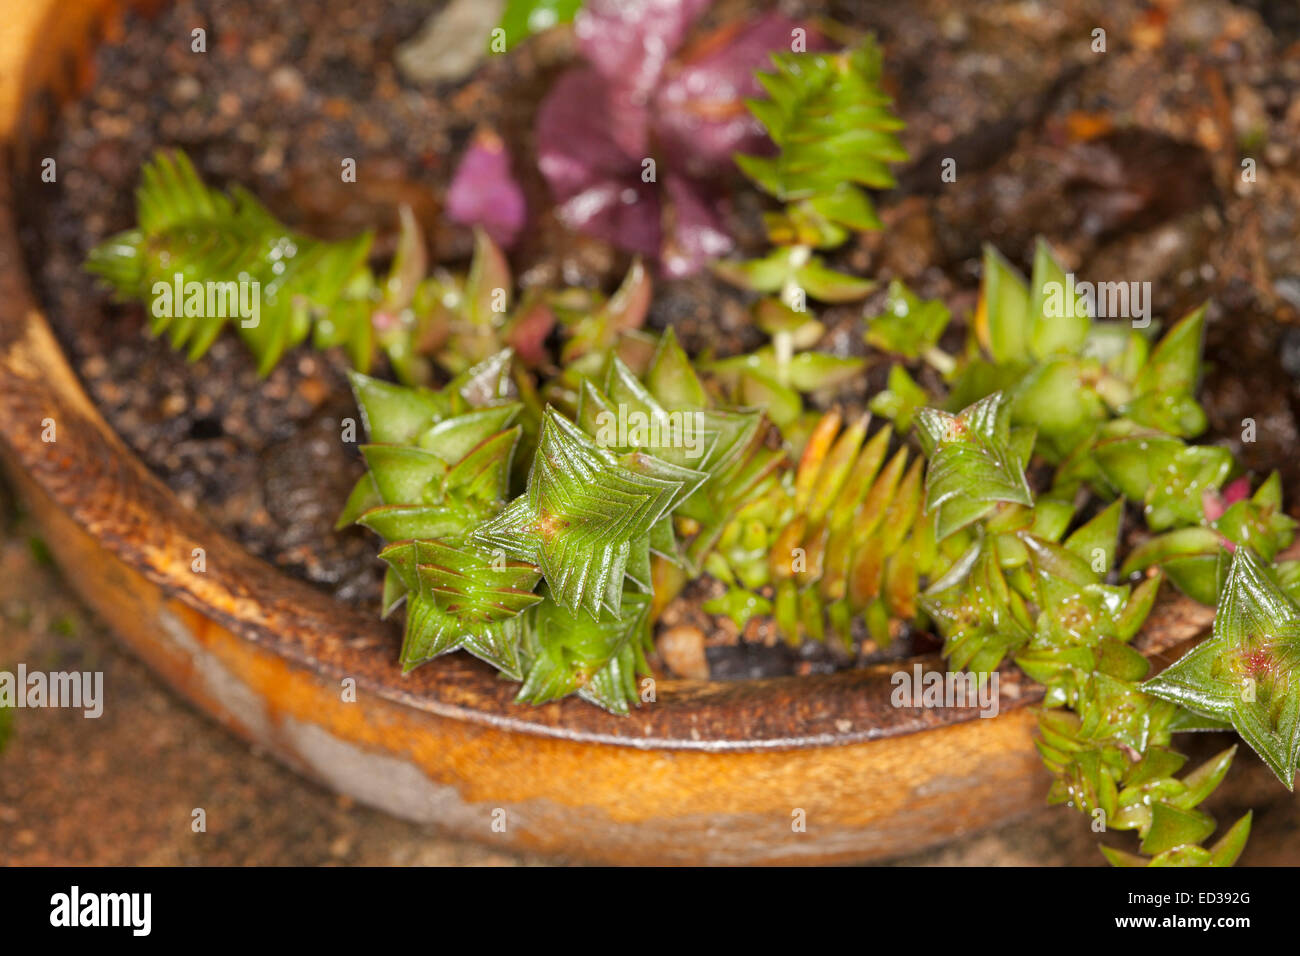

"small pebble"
[657,626,710,680]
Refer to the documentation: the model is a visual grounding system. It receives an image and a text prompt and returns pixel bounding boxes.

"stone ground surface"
[3,481,1299,867]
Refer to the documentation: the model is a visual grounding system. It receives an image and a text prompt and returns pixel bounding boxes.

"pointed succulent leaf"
[1135,304,1206,399]
[1116,571,1163,642]
[1123,389,1207,438]
[1028,238,1089,359]
[1171,745,1237,810]
[463,615,528,681]
[1093,426,1232,531]
[1064,499,1122,573]
[450,348,518,407]
[560,259,652,363]
[416,404,521,461]
[864,280,951,360]
[1144,546,1300,788]
[974,245,1030,364]
[592,357,761,486]
[349,371,449,444]
[1209,812,1252,866]
[1214,473,1297,563]
[710,246,797,294]
[1009,358,1108,461]
[754,297,824,345]
[336,473,382,530]
[1029,498,1075,542]
[1121,527,1227,605]
[793,261,875,302]
[381,538,541,624]
[1140,802,1216,856]
[517,591,652,713]
[916,392,1033,541]
[645,327,708,409]
[1168,708,1233,733]
[357,504,477,542]
[868,364,929,432]
[360,445,448,503]
[399,594,469,671]
[474,407,701,617]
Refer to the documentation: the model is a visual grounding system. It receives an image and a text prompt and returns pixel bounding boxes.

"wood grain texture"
[0,0,1220,863]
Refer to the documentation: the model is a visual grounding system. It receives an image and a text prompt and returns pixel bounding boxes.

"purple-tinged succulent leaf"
[505,292,556,367]
[379,204,428,314]
[561,259,653,362]
[916,392,1034,542]
[447,131,527,249]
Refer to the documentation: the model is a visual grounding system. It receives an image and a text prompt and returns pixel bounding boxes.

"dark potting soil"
[19,0,1300,680]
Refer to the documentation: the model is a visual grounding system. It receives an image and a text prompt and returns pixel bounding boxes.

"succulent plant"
[86,150,376,377]
[704,304,867,430]
[337,353,537,673]
[341,330,779,714]
[714,36,905,308]
[865,240,1296,599]
[705,35,905,445]
[703,229,1300,864]
[90,150,559,387]
[87,30,1300,868]
[834,241,1300,865]
[734,38,907,249]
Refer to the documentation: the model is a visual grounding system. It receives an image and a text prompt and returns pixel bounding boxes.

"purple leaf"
[537,4,807,273]
[660,174,732,278]
[653,13,806,179]
[574,0,711,99]
[536,67,661,257]
[447,130,527,249]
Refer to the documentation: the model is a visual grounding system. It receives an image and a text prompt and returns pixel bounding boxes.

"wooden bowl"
[0,0,1218,864]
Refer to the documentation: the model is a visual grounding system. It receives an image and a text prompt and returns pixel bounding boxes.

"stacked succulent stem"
[87,149,636,389]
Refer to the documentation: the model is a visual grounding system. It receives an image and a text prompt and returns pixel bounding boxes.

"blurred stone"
[657,625,709,680]
[395,0,505,86]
